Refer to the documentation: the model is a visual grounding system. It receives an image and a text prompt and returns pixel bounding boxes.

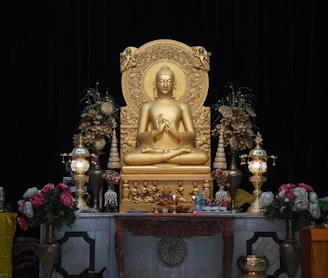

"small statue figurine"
[120,46,137,72]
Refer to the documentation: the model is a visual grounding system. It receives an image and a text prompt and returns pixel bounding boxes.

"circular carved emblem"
[156,237,188,267]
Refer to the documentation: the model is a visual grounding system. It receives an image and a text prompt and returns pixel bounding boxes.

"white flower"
[23,187,39,199]
[24,201,34,218]
[309,192,319,203]
[278,189,286,199]
[320,196,328,202]
[308,202,321,219]
[294,196,308,211]
[259,191,274,207]
[293,187,307,198]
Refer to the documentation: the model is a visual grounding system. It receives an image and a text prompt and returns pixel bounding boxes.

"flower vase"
[88,154,105,212]
[279,218,302,278]
[227,151,243,212]
[38,224,61,278]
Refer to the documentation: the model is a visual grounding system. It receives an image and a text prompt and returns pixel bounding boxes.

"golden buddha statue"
[123,66,209,166]
[118,39,212,212]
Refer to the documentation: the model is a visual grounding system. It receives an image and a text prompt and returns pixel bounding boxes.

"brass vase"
[38,224,61,278]
[237,255,269,278]
[279,218,302,278]
[227,151,243,212]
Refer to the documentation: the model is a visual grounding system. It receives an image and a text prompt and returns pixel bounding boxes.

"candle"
[173,194,176,214]
[192,195,196,213]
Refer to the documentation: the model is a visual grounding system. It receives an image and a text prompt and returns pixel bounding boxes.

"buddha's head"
[154,66,176,98]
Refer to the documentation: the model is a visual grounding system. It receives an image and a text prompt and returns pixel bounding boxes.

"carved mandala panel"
[156,237,188,267]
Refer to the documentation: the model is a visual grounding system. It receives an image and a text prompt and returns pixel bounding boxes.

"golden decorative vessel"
[38,224,61,278]
[238,255,269,278]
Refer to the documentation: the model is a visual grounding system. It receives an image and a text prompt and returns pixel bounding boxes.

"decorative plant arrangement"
[102,169,121,185]
[17,182,78,231]
[74,82,119,153]
[259,182,321,228]
[212,82,257,152]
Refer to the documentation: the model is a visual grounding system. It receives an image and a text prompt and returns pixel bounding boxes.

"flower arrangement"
[74,82,119,152]
[259,182,321,228]
[17,182,79,231]
[212,82,257,152]
[211,169,231,186]
[102,169,121,185]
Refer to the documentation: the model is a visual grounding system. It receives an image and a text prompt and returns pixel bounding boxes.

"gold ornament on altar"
[240,132,277,213]
[74,82,119,153]
[212,82,257,153]
[212,83,257,212]
[238,255,269,277]
[61,135,92,211]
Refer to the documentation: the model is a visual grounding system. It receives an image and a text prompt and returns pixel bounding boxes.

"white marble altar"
[39,213,300,278]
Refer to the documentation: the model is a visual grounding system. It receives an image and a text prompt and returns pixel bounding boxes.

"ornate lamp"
[70,135,91,210]
[241,132,277,213]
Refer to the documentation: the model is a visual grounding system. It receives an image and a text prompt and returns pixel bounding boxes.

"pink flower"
[41,183,55,194]
[59,191,74,207]
[17,182,78,230]
[56,182,71,193]
[17,199,25,214]
[262,181,321,227]
[297,182,313,193]
[279,183,295,192]
[17,217,29,231]
[30,193,47,208]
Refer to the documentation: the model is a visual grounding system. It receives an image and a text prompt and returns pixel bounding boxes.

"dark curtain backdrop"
[4,0,328,212]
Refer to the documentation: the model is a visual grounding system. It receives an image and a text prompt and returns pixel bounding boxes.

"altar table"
[114,213,233,278]
[0,212,17,278]
[48,213,293,278]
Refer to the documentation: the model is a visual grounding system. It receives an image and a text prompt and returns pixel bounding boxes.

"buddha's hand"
[164,120,181,140]
[155,114,166,135]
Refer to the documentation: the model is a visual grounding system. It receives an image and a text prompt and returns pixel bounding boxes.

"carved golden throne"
[119,39,213,212]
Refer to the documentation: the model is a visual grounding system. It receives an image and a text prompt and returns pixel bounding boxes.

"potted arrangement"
[259,182,321,277]
[211,83,257,211]
[17,182,79,277]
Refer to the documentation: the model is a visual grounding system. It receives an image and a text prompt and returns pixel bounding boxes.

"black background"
[3,1,328,222]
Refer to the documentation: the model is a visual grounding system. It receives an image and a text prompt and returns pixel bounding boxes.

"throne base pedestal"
[119,165,213,213]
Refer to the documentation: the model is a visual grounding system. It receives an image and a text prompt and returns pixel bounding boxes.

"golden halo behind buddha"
[121,39,209,115]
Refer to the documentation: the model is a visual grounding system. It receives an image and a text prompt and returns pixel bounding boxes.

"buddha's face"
[156,73,175,96]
